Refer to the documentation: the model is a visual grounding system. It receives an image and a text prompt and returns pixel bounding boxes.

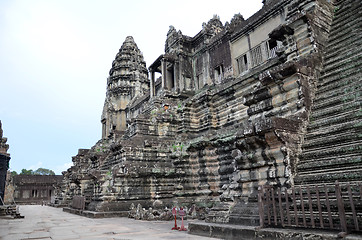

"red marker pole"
[171,207,180,230]
[178,207,187,231]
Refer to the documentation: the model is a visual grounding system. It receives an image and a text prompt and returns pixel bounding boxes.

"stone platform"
[63,206,129,218]
[0,205,217,240]
[188,222,362,240]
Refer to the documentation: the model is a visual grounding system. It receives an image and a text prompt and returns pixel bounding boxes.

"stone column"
[0,154,10,205]
[161,59,167,90]
[101,119,106,139]
[150,71,155,98]
[179,57,184,91]
[174,61,179,92]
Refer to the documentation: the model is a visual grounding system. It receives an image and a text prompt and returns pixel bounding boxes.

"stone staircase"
[295,0,362,185]
[0,205,24,218]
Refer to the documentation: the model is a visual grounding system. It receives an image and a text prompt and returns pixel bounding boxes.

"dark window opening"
[167,67,175,89]
[237,54,248,74]
[214,65,223,82]
[268,39,277,49]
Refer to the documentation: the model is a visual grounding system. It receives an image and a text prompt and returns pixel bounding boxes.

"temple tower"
[101,36,149,138]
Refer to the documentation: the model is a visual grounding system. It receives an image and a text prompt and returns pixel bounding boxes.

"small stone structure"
[0,121,11,205]
[59,0,361,234]
[10,175,63,205]
[4,170,15,204]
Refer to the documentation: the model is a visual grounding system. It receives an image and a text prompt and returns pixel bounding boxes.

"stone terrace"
[0,205,217,240]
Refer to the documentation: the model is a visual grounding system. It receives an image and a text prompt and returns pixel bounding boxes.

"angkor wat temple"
[60,0,361,236]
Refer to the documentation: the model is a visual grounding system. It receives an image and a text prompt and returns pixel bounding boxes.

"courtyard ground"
[0,205,218,240]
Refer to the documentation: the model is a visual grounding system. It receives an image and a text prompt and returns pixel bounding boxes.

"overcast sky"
[0,0,263,174]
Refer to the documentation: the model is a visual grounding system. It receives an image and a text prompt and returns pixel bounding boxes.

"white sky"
[0,0,263,174]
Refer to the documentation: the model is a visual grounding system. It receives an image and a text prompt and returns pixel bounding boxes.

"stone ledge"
[188,221,362,239]
[63,207,128,218]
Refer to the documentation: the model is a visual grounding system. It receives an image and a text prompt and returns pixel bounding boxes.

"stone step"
[327,19,362,49]
[313,75,361,104]
[323,52,362,77]
[300,139,362,161]
[311,87,362,116]
[295,0,362,187]
[329,16,360,41]
[0,205,24,218]
[324,38,362,68]
[301,139,362,160]
[302,126,361,151]
[307,109,361,133]
[318,75,361,100]
[294,168,362,185]
[297,154,361,172]
[328,1,361,36]
[327,1,362,45]
[309,101,361,128]
[321,54,362,81]
[312,96,361,117]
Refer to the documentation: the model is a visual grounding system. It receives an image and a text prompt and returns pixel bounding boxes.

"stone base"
[63,207,128,218]
[0,205,24,218]
[48,203,67,208]
[188,221,361,240]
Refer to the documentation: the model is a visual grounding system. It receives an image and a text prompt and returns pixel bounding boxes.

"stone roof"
[108,36,148,79]
[13,175,63,185]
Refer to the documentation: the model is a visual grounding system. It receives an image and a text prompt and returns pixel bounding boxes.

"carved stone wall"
[11,175,63,204]
[60,0,361,227]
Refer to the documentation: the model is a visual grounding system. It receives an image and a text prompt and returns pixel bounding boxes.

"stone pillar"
[0,154,10,205]
[120,110,127,131]
[150,71,155,98]
[178,57,184,91]
[161,59,167,90]
[174,61,179,92]
[0,121,10,205]
[101,119,106,139]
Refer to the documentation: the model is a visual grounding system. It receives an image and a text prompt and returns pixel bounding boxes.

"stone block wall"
[58,0,361,227]
[12,175,63,205]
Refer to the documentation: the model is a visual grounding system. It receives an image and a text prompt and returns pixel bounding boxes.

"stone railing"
[237,39,282,75]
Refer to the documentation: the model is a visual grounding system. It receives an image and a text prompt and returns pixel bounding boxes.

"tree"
[33,168,55,175]
[20,169,34,175]
[11,171,18,177]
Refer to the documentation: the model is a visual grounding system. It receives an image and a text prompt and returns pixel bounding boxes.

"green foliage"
[20,168,34,175]
[11,171,18,177]
[33,168,55,175]
[20,168,55,175]
[171,143,184,152]
[96,146,106,153]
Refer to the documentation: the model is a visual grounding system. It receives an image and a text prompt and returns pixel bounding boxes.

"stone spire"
[101,36,149,138]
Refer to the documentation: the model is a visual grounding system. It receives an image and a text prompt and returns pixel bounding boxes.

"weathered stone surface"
[57,0,361,237]
[0,121,10,206]
[294,0,362,185]
[9,175,63,205]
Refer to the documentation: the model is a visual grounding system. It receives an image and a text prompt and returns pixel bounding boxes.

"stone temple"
[59,0,361,236]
